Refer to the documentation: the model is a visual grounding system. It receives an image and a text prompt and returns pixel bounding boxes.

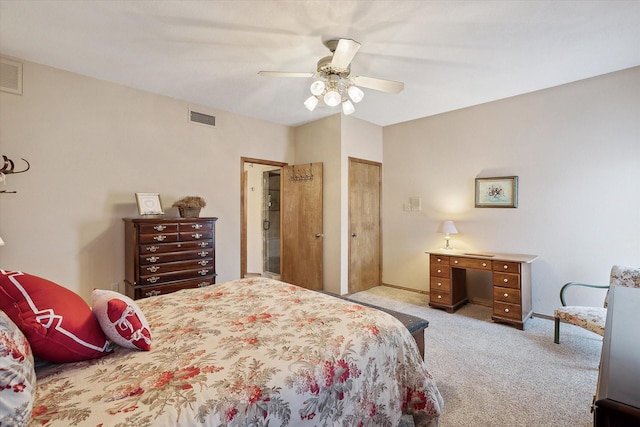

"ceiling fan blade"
[352,75,404,93]
[258,71,314,78]
[331,39,361,70]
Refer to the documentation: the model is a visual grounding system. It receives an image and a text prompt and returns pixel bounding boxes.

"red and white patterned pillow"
[0,309,36,426]
[91,289,152,351]
[0,270,112,363]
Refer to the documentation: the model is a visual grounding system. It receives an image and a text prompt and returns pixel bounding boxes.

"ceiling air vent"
[0,57,23,95]
[189,108,216,128]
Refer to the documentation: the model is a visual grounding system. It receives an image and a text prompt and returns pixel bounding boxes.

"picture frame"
[135,192,164,215]
[475,176,518,208]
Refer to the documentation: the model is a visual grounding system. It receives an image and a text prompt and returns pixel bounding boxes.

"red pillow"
[91,289,152,351]
[0,270,112,363]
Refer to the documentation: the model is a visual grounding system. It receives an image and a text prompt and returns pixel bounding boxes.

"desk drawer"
[430,255,450,265]
[451,257,492,270]
[493,301,522,320]
[430,265,450,278]
[430,277,451,292]
[430,290,452,305]
[493,286,521,305]
[493,261,521,274]
[493,272,520,289]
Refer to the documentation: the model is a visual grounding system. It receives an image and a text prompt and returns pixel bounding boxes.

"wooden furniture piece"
[593,285,640,426]
[427,250,537,329]
[124,217,217,299]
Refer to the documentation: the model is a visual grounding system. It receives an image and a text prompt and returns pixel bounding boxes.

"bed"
[2,276,443,426]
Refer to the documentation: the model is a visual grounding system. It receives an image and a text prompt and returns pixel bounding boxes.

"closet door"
[348,158,381,293]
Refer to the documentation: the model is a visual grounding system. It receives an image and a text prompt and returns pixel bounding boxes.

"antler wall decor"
[1,155,30,193]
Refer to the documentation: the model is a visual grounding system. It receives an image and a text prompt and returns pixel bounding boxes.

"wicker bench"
[319,291,429,358]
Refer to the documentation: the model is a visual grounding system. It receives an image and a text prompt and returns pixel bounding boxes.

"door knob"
[351,232,357,237]
[315,233,324,238]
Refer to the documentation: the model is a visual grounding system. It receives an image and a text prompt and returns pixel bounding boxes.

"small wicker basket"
[178,207,201,218]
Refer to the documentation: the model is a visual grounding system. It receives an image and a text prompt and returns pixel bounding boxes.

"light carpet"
[349,286,602,427]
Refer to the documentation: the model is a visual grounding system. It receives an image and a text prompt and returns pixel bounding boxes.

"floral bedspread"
[31,278,443,426]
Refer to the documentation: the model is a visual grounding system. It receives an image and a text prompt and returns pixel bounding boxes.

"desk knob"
[437,282,442,287]
[503,278,509,283]
[437,295,442,299]
[503,265,508,270]
[504,293,509,297]
[437,258,441,262]
[482,262,487,267]
[504,308,510,313]
[454,260,459,264]
[437,269,441,273]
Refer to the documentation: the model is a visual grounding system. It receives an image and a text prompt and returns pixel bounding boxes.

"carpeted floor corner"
[350,286,602,427]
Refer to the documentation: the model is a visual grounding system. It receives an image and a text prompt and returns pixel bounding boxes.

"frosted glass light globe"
[324,90,341,107]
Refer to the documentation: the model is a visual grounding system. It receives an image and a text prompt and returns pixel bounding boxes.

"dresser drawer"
[493,301,522,321]
[451,257,491,270]
[430,264,450,278]
[430,277,451,292]
[493,272,520,289]
[139,223,179,234]
[139,266,215,286]
[130,277,215,299]
[180,221,213,232]
[430,290,452,305]
[139,248,214,265]
[492,261,521,274]
[140,258,214,275]
[430,255,450,265]
[139,232,180,244]
[140,240,212,255]
[179,231,213,241]
[493,286,521,305]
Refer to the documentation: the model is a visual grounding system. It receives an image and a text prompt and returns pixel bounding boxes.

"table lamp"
[437,220,458,250]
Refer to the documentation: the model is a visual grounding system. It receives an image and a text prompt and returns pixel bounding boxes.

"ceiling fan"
[259,38,404,115]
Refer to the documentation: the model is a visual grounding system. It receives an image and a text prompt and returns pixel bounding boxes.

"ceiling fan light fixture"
[310,79,326,96]
[342,100,355,115]
[347,85,364,103]
[324,90,342,107]
[304,95,319,111]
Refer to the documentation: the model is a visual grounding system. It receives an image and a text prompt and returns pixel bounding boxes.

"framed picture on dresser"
[475,176,518,208]
[135,192,164,215]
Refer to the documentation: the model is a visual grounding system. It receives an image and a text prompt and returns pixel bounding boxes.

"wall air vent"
[189,108,216,128]
[0,57,23,95]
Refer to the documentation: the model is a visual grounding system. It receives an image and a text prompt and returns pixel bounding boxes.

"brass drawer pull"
[192,233,203,239]
[147,245,159,253]
[145,290,161,297]
[199,242,209,248]
[146,256,159,263]
[192,224,203,229]
[198,269,209,276]
[146,266,160,272]
[146,276,160,283]
[198,260,209,266]
[198,251,208,257]
[197,282,209,287]
[154,225,166,231]
[154,235,167,241]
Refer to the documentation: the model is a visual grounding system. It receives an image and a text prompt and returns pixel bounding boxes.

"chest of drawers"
[428,251,537,329]
[124,217,217,299]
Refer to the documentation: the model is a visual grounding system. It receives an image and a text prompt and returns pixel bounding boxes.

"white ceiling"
[1,1,639,127]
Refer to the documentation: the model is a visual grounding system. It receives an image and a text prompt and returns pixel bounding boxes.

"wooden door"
[349,158,381,293]
[281,163,323,290]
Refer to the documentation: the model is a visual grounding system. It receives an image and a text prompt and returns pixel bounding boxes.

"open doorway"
[241,157,286,279]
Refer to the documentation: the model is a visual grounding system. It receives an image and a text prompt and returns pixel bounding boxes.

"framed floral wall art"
[475,176,518,208]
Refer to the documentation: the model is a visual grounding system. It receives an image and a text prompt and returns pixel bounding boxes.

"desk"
[427,250,537,329]
[593,285,640,426]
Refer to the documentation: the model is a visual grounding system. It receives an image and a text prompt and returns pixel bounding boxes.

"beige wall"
[382,66,640,316]
[0,59,295,301]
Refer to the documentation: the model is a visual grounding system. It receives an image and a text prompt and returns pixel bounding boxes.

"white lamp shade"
[323,90,341,107]
[342,100,355,115]
[310,80,326,96]
[348,85,364,103]
[437,220,458,234]
[304,96,319,111]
